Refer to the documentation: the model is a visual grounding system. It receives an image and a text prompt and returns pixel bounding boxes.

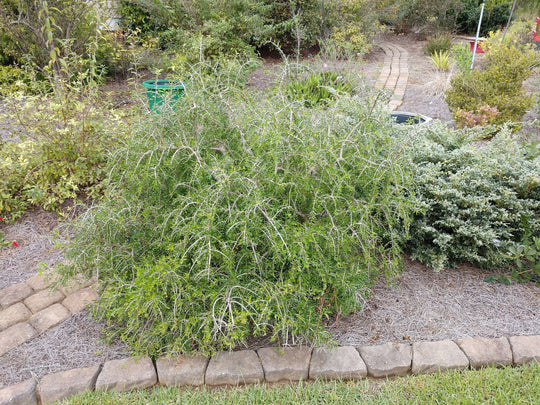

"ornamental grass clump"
[61,65,414,356]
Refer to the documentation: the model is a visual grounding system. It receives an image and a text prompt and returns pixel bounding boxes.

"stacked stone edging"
[1,335,539,405]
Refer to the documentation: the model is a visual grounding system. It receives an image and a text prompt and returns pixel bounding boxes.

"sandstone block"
[156,355,209,386]
[38,365,101,404]
[0,379,37,405]
[455,337,512,368]
[0,283,33,309]
[358,342,412,377]
[0,303,31,331]
[57,274,95,296]
[62,287,99,314]
[257,346,312,383]
[95,357,157,392]
[309,346,366,380]
[412,340,469,374]
[28,304,71,334]
[0,323,37,356]
[25,273,58,292]
[205,350,263,386]
[24,290,65,314]
[509,335,540,365]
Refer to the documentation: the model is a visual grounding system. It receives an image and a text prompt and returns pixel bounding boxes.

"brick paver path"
[377,42,409,110]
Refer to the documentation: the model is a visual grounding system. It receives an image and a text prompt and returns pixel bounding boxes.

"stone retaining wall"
[1,335,538,405]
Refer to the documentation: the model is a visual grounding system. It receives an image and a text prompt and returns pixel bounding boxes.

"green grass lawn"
[59,362,540,404]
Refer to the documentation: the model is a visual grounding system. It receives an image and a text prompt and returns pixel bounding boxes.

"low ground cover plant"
[286,71,354,107]
[402,123,540,273]
[61,65,414,356]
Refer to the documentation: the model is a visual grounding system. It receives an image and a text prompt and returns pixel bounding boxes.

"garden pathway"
[377,42,409,110]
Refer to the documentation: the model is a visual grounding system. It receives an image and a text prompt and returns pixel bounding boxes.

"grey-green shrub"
[404,123,540,270]
[61,66,413,356]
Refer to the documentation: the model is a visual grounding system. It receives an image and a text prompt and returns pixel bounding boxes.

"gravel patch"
[0,209,64,290]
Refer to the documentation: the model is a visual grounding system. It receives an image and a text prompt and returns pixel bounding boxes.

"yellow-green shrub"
[0,65,30,95]
[0,85,129,220]
[445,41,539,125]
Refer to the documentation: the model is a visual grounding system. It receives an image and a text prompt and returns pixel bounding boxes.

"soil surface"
[1,35,539,388]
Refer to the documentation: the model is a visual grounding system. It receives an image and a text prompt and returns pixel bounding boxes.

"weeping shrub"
[60,65,413,356]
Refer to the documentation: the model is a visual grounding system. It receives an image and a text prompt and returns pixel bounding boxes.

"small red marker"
[12,241,18,247]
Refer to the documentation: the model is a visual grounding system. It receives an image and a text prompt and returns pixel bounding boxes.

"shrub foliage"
[0,74,128,220]
[118,0,391,58]
[61,68,413,356]
[445,40,539,125]
[457,0,512,36]
[405,124,540,270]
[286,71,354,107]
[0,0,101,71]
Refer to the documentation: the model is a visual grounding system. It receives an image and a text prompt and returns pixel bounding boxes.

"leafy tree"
[118,0,275,57]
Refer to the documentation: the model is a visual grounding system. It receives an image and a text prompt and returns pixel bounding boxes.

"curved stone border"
[1,335,538,404]
[377,42,409,111]
[0,274,98,357]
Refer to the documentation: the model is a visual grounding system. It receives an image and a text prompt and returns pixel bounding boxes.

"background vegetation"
[117,0,396,61]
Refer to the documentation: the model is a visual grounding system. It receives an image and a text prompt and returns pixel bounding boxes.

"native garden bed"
[1,33,539,388]
[1,0,540,390]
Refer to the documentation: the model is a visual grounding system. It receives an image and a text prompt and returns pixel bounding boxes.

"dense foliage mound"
[62,70,413,356]
[286,71,354,107]
[404,124,540,271]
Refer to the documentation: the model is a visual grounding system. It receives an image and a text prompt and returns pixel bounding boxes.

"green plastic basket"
[142,80,185,112]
